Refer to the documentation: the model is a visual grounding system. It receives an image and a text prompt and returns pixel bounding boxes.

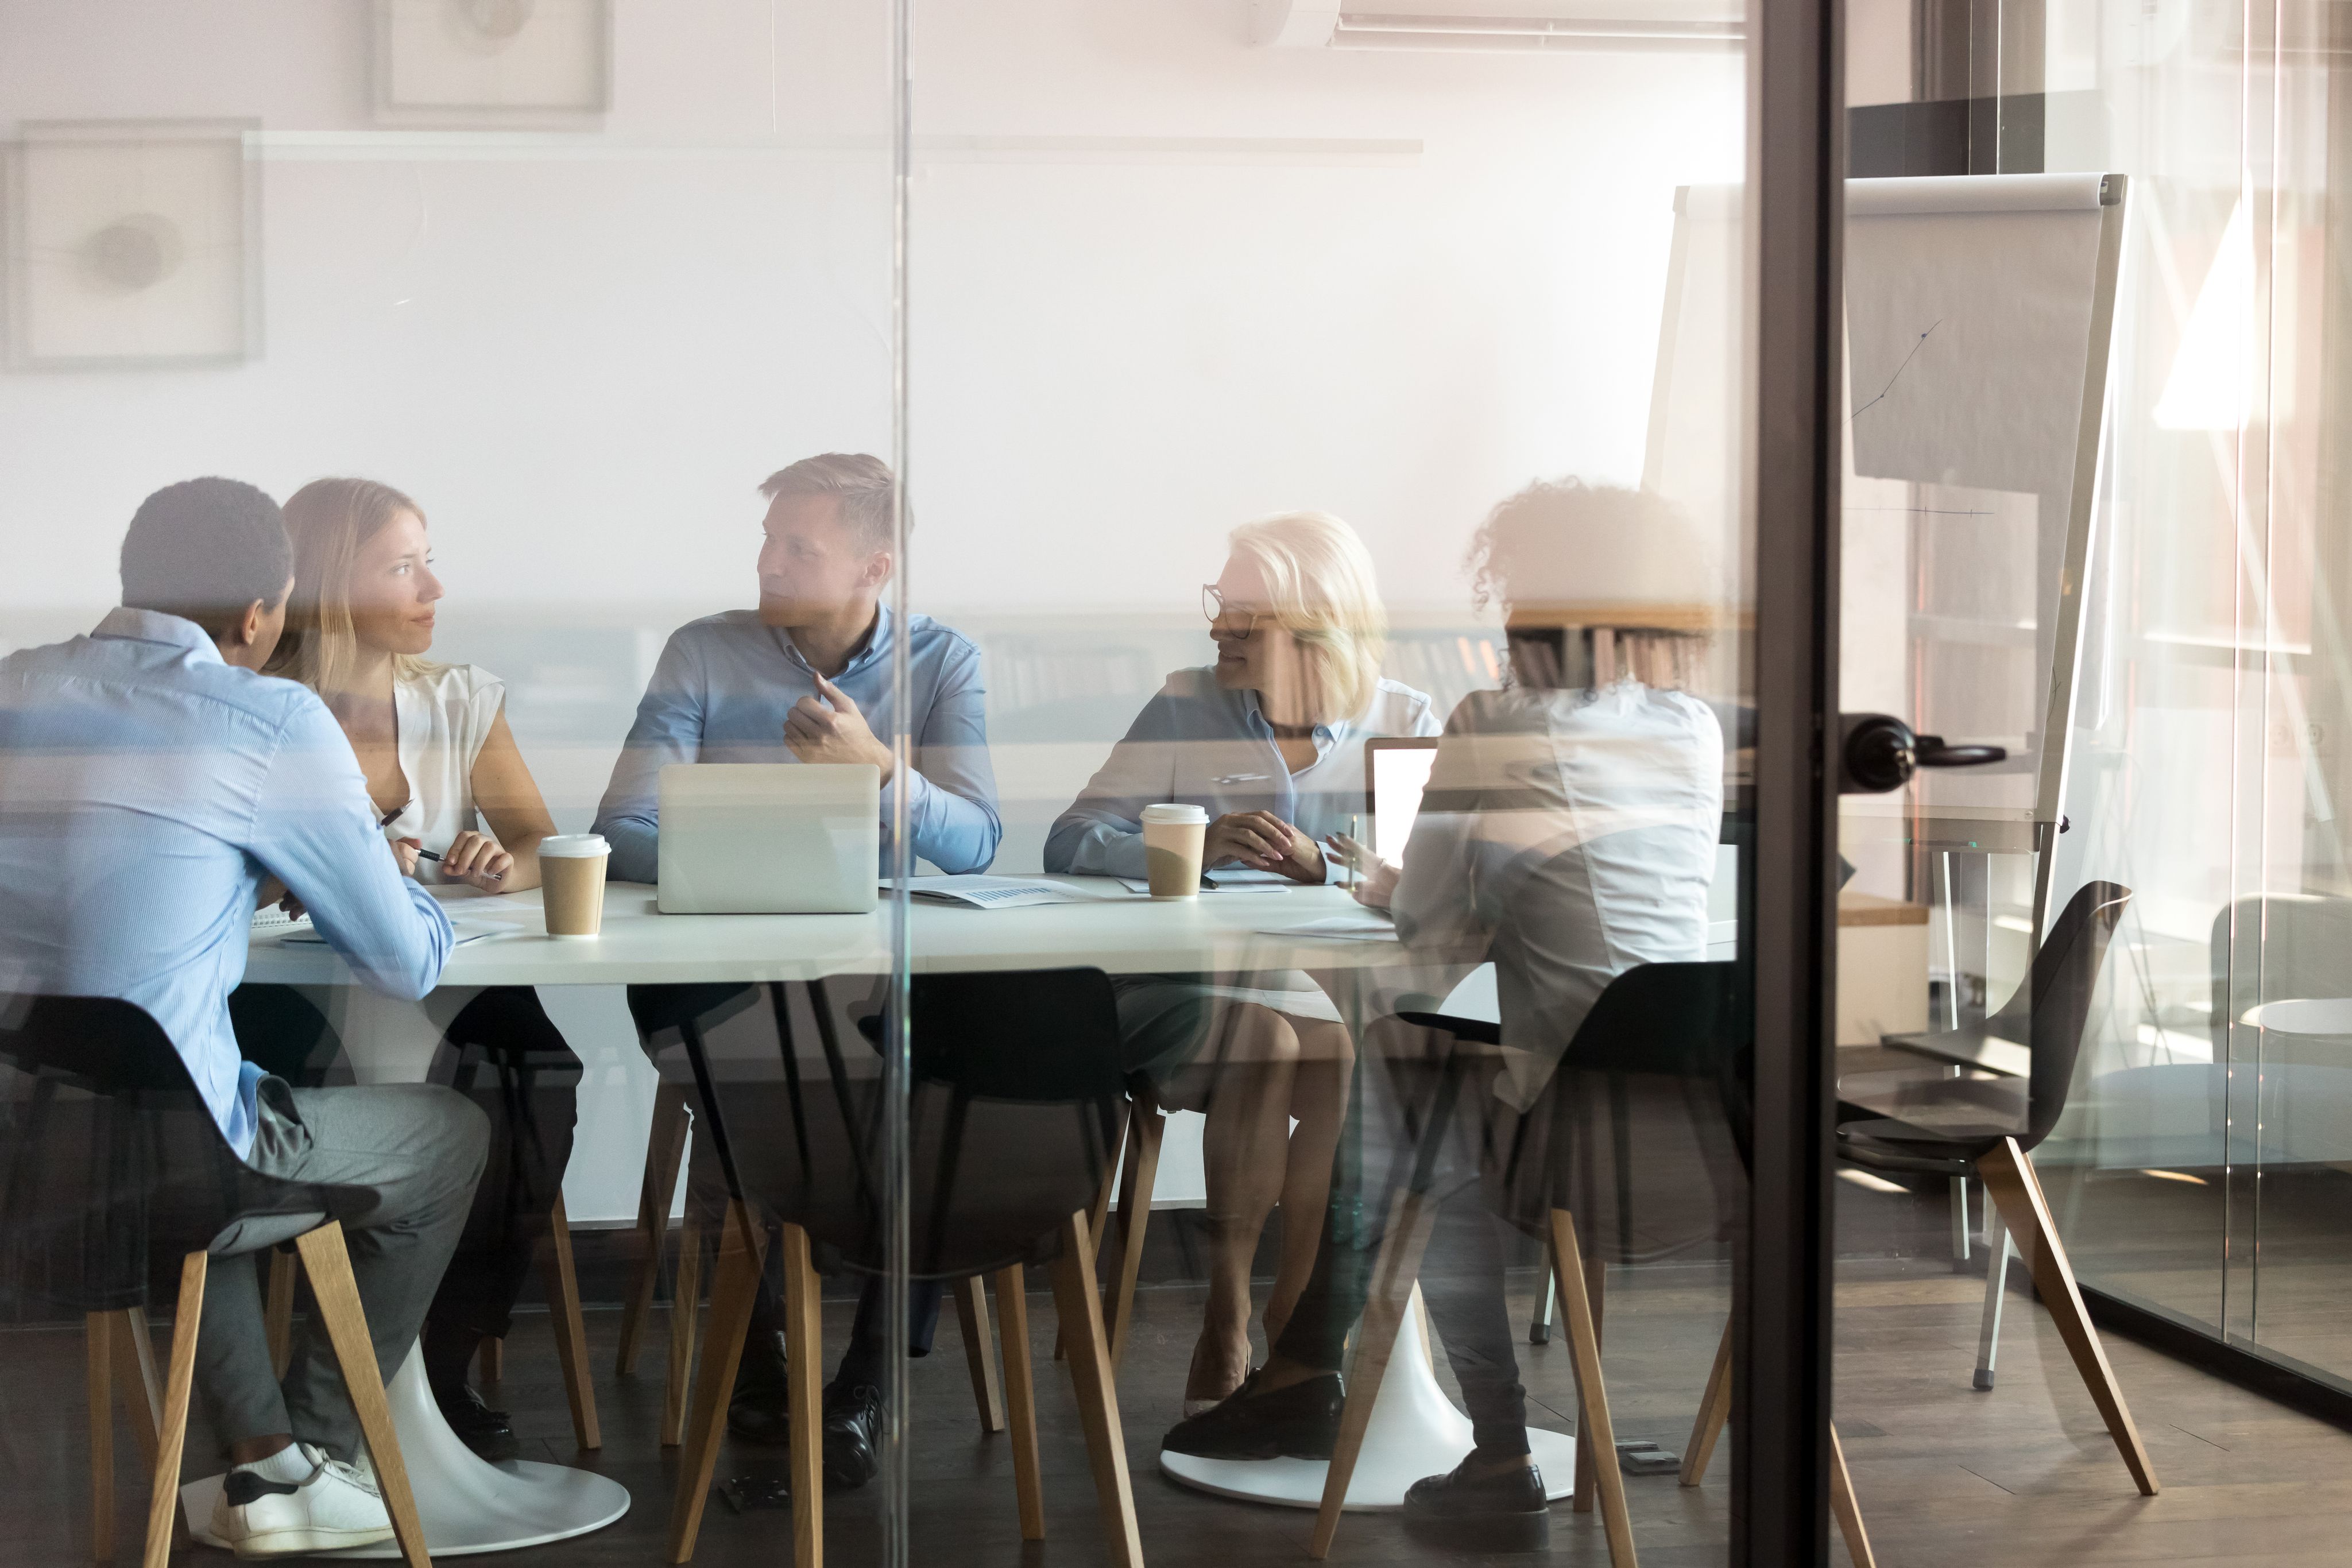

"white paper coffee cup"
[1140,803,1210,899]
[538,834,610,937]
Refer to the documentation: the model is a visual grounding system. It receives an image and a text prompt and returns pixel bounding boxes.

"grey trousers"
[195,1079,489,1461]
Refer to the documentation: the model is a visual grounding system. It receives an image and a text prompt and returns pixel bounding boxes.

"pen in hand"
[413,844,503,882]
[378,805,503,883]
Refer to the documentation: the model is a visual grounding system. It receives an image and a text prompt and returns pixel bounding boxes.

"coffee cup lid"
[539,834,610,858]
[1142,803,1210,825]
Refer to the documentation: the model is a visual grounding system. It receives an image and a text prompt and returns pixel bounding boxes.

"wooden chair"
[1805,881,2155,1496]
[1,994,433,1568]
[614,1017,1018,1447]
[1313,963,1873,1568]
[632,971,1145,1568]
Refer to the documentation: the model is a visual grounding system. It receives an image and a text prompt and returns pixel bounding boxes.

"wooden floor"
[8,1179,2352,1567]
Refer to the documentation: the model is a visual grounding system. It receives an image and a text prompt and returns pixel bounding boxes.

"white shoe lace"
[296,1442,382,1499]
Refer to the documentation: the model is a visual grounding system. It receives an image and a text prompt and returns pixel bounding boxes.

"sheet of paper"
[1258,913,1398,942]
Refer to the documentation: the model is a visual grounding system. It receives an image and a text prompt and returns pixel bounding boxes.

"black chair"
[0,994,432,1568]
[629,970,1143,1568]
[1688,881,2157,1499]
[1312,963,1874,1568]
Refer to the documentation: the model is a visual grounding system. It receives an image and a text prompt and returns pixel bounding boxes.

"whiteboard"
[1645,173,2126,913]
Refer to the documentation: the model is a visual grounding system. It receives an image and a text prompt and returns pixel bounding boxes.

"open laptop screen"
[1363,737,1441,863]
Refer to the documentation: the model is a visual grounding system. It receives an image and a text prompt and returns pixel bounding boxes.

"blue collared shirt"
[593,605,1002,883]
[1043,668,1440,882]
[0,610,452,1156]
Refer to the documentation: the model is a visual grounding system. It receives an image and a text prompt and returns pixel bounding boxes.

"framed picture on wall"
[375,0,614,122]
[3,120,261,371]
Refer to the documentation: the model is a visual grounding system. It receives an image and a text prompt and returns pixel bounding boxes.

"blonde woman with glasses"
[239,477,577,1462]
[1046,510,1439,1415]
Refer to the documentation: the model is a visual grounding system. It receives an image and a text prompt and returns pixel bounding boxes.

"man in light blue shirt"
[594,453,995,1481]
[593,452,1000,878]
[0,478,484,1558]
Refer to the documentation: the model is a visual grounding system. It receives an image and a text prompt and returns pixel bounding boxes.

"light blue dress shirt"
[1044,667,1441,882]
[0,610,453,1156]
[593,605,1001,884]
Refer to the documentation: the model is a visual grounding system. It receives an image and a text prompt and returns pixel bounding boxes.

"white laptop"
[657,764,880,915]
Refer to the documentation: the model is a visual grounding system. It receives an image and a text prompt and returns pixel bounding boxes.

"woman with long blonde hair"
[253,477,577,1461]
[1046,510,1439,1416]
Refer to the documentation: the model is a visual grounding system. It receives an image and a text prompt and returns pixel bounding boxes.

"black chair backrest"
[0,993,337,1316]
[1988,881,2130,1149]
[1472,961,1748,1267]
[629,968,1125,1281]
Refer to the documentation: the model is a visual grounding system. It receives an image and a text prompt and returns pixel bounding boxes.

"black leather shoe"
[821,1381,883,1490]
[1402,1454,1550,1551]
[727,1330,793,1446]
[436,1383,523,1463]
[1160,1368,1344,1460]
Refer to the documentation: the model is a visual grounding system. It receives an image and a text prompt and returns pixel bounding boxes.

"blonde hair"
[759,452,901,551]
[1227,510,1387,725]
[266,478,431,696]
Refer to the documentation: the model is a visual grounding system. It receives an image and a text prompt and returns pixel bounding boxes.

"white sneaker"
[210,1442,396,1558]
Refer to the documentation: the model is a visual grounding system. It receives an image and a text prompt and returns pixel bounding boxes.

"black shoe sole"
[1403,1507,1550,1552]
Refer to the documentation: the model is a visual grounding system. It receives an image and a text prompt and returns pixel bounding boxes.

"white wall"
[1,0,1744,622]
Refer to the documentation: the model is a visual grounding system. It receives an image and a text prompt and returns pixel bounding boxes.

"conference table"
[196,874,1542,1552]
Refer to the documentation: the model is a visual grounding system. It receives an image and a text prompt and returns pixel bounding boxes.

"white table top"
[247,877,1419,988]
[2241,997,2352,1036]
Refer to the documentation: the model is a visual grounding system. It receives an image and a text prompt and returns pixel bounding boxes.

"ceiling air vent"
[1252,0,1743,50]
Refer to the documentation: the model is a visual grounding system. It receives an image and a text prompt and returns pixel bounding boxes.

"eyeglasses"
[1201,584,1266,633]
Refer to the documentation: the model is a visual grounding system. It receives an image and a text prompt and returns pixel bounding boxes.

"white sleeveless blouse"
[376,662,506,887]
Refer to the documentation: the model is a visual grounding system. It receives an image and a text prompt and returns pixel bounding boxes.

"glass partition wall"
[0,2,1970,1567]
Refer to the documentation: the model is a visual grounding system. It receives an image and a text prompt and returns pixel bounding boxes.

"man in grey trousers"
[0,478,485,1559]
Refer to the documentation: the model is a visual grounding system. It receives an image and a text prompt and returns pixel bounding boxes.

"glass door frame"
[1740,0,1846,1558]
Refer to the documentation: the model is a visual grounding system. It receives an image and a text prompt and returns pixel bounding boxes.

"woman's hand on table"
[392,837,422,878]
[440,829,514,892]
[1206,810,1325,884]
[1325,832,1398,909]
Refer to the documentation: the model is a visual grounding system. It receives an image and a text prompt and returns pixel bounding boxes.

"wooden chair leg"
[995,1266,1045,1540]
[1977,1136,2160,1495]
[667,1202,767,1565]
[1310,1187,1440,1561]
[538,1193,602,1450]
[1055,1156,1120,1362]
[954,1276,1006,1434]
[1048,1210,1143,1568]
[478,1337,504,1383]
[110,1310,183,1549]
[663,1217,705,1448]
[264,1247,297,1380]
[140,1253,207,1568]
[1106,1101,1165,1371]
[1828,1424,1875,1568]
[1679,1317,1733,1487]
[88,1310,114,1562]
[1570,1252,1605,1513]
[1551,1209,1636,1567]
[295,1222,431,1568]
[620,1084,692,1376]
[779,1223,825,1568]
